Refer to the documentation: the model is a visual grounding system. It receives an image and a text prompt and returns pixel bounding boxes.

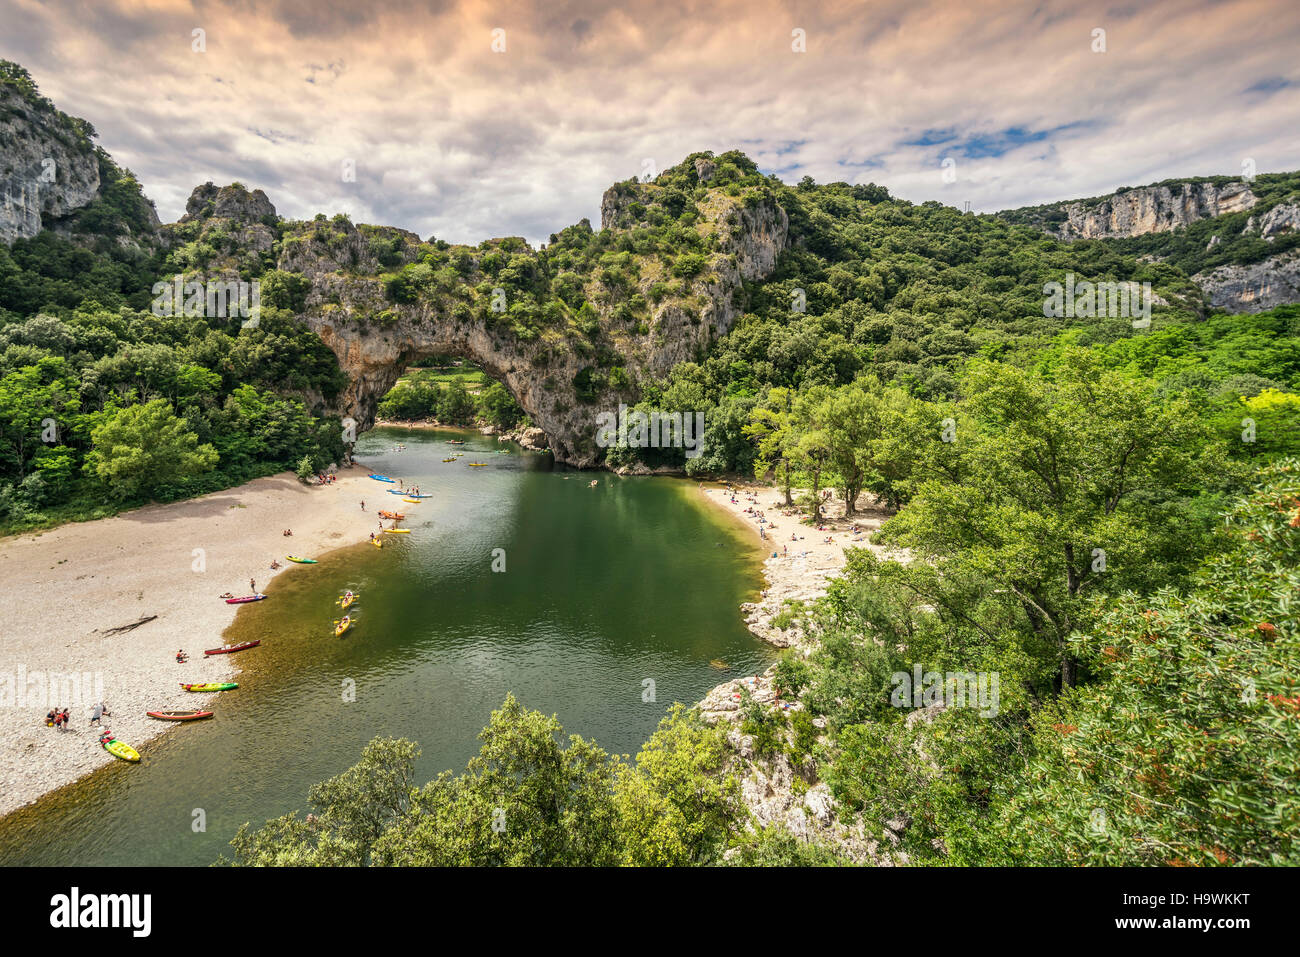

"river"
[0,426,772,865]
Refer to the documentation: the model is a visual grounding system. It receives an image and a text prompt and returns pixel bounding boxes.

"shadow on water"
[0,426,771,865]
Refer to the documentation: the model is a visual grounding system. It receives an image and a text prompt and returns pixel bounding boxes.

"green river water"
[0,426,772,866]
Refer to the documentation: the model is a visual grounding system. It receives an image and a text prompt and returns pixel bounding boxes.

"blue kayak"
[369,474,395,483]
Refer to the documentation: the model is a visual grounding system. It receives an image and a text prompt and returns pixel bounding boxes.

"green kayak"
[180,681,239,692]
[286,556,317,564]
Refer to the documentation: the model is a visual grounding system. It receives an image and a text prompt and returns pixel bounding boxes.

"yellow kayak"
[467,462,488,467]
[103,738,140,762]
[385,528,410,534]
[339,591,358,610]
[372,536,384,548]
[334,616,353,637]
[402,497,421,504]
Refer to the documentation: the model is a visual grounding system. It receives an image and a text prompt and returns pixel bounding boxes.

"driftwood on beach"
[96,614,158,635]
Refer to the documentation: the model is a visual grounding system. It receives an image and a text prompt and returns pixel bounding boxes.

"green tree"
[878,350,1222,686]
[613,705,742,865]
[372,695,623,866]
[84,399,218,499]
[993,460,1300,865]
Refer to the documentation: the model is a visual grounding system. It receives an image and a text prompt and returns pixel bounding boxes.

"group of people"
[44,702,110,730]
[282,528,293,536]
[315,473,336,485]
[176,649,189,663]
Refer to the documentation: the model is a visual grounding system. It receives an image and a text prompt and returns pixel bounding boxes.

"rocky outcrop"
[1247,202,1300,239]
[1194,249,1300,312]
[168,182,279,259]
[0,86,100,243]
[700,672,898,864]
[1053,181,1256,240]
[290,182,786,467]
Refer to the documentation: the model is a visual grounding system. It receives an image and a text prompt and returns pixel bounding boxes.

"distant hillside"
[999,171,1300,311]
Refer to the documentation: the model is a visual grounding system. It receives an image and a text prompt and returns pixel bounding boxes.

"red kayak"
[204,640,261,656]
[147,710,214,721]
[225,595,265,604]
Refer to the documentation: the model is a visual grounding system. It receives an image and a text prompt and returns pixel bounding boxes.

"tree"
[372,695,623,866]
[613,705,742,865]
[0,356,80,480]
[84,399,218,500]
[746,386,796,504]
[877,350,1222,686]
[994,460,1300,865]
[224,738,420,866]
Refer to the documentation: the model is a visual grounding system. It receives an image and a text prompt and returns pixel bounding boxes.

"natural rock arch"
[182,169,788,467]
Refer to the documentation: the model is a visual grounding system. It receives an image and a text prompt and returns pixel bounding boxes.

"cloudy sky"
[2,0,1297,246]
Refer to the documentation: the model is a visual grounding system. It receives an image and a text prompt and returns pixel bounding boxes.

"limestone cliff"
[1052,181,1256,240]
[0,85,101,243]
[1194,250,1300,313]
[181,173,788,467]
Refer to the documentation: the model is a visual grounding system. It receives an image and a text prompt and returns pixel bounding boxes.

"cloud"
[0,0,1297,244]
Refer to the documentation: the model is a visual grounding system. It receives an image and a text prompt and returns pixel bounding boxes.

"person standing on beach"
[360,500,365,511]
[250,578,256,593]
[91,703,103,727]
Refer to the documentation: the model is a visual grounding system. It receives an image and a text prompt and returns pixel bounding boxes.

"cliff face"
[1053,181,1256,240]
[0,87,100,243]
[1194,250,1300,312]
[212,179,788,467]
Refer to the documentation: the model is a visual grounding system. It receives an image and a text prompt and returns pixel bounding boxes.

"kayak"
[147,710,214,721]
[204,640,261,655]
[385,528,410,534]
[372,537,384,548]
[402,498,422,504]
[102,738,140,762]
[403,493,433,498]
[369,474,395,482]
[442,457,457,462]
[180,682,239,692]
[386,489,408,495]
[378,510,404,520]
[334,616,353,637]
[339,591,358,610]
[467,463,488,467]
[447,439,466,445]
[286,556,317,564]
[224,595,265,604]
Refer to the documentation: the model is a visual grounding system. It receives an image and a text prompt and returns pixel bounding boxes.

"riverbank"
[693,481,907,861]
[696,480,899,653]
[0,464,377,818]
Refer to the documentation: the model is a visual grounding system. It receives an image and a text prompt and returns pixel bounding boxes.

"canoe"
[385,528,410,534]
[102,738,140,762]
[447,439,466,445]
[286,556,317,564]
[339,591,358,610]
[369,474,395,482]
[147,710,214,721]
[224,595,265,604]
[204,640,261,656]
[180,682,239,692]
[334,616,353,637]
